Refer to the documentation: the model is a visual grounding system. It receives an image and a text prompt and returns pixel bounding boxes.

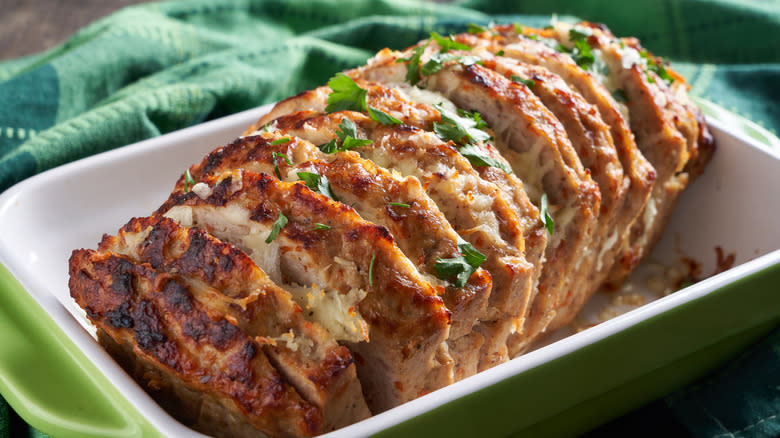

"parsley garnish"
[433,104,491,146]
[183,169,196,192]
[640,50,675,85]
[325,73,367,113]
[324,73,403,125]
[434,237,486,287]
[368,253,376,287]
[367,107,402,125]
[313,223,331,231]
[555,29,595,70]
[389,202,410,208]
[467,23,489,34]
[458,144,513,174]
[272,152,292,179]
[297,171,338,201]
[318,118,372,154]
[265,211,288,243]
[612,89,628,103]
[496,50,505,56]
[271,137,291,145]
[396,42,428,86]
[511,75,535,88]
[514,23,523,34]
[430,32,472,53]
[540,193,554,236]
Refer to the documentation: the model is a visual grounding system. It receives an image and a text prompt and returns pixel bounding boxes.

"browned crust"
[69,249,322,438]
[160,169,452,412]
[99,215,370,429]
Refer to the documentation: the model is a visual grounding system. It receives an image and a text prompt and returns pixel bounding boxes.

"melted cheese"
[286,283,369,343]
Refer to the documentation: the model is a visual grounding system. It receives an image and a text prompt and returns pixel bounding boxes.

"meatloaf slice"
[69,249,323,438]
[97,215,370,429]
[158,169,453,412]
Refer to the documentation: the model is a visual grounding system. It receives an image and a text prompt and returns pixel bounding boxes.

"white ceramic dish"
[0,101,778,437]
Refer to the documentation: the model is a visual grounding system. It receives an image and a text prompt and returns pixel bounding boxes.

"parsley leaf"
[318,118,373,154]
[389,202,410,208]
[325,73,367,113]
[297,171,338,201]
[434,237,486,287]
[368,253,376,287]
[272,152,292,179]
[368,106,402,125]
[458,144,513,174]
[467,23,489,34]
[640,50,675,85]
[397,42,428,85]
[433,104,491,146]
[511,75,535,88]
[496,50,505,56]
[313,223,331,231]
[183,169,196,193]
[612,88,628,103]
[271,137,291,145]
[540,193,555,236]
[514,23,523,34]
[430,32,472,53]
[265,211,288,244]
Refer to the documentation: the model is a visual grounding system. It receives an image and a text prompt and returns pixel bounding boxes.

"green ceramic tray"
[0,101,778,437]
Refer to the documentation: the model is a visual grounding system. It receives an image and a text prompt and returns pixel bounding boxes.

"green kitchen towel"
[0,0,778,437]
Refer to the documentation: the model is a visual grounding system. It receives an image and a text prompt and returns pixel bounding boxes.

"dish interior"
[0,104,778,437]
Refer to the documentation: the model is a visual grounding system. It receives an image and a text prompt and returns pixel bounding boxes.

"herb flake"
[433,104,491,146]
[272,152,292,179]
[368,253,376,287]
[271,137,291,145]
[389,202,410,208]
[183,169,196,193]
[540,193,555,236]
[297,171,338,201]
[368,106,402,125]
[458,144,513,174]
[430,32,472,53]
[313,223,331,231]
[325,73,367,113]
[434,238,486,287]
[511,75,535,88]
[265,211,288,244]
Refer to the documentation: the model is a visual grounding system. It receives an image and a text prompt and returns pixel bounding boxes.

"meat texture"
[68,20,712,438]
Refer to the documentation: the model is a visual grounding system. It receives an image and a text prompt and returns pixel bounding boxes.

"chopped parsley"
[514,23,523,34]
[265,211,288,244]
[297,171,338,201]
[554,29,595,71]
[511,75,535,88]
[612,88,628,103]
[368,253,376,287]
[540,193,555,236]
[313,223,331,231]
[325,73,367,113]
[183,168,196,192]
[389,202,410,208]
[324,73,403,125]
[640,50,675,84]
[368,107,402,125]
[429,32,472,53]
[396,42,428,86]
[272,152,292,179]
[467,23,489,34]
[433,104,491,146]
[434,237,486,287]
[318,118,372,154]
[270,137,291,145]
[496,50,505,56]
[457,144,513,174]
[262,123,272,132]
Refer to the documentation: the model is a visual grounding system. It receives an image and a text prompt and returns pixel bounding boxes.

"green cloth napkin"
[0,0,777,437]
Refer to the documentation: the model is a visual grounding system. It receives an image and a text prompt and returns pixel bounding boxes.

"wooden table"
[0,0,152,60]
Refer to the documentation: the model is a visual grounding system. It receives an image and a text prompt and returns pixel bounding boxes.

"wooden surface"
[0,0,153,60]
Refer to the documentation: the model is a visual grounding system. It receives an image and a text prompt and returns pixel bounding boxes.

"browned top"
[69,248,322,437]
